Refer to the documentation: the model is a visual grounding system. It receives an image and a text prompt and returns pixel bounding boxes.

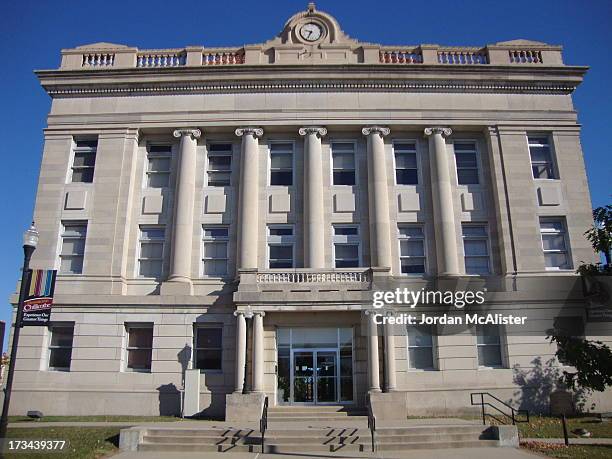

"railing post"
[481,393,486,425]
[561,414,569,446]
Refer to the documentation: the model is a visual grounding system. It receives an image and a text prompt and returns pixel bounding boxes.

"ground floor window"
[125,323,153,372]
[48,323,74,371]
[194,325,223,371]
[476,324,503,368]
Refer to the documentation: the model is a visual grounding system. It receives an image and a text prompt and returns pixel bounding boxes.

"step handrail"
[260,396,269,453]
[366,398,376,452]
[470,392,529,425]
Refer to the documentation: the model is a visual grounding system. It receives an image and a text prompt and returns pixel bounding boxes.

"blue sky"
[0,0,610,348]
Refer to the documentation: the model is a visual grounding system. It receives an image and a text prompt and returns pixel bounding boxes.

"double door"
[291,348,338,404]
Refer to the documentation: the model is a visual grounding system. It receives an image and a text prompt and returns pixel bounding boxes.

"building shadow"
[157,383,181,416]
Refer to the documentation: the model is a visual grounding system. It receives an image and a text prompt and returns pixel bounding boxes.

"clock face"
[300,22,323,42]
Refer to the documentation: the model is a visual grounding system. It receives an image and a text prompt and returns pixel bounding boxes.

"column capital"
[424,127,452,137]
[235,127,264,138]
[253,311,266,317]
[233,311,244,317]
[173,128,201,139]
[362,126,390,137]
[298,126,327,137]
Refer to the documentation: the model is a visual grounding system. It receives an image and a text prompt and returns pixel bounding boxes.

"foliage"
[584,205,612,267]
[549,335,612,393]
[577,263,612,276]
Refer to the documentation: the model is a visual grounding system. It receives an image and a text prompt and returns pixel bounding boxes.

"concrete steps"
[267,405,367,422]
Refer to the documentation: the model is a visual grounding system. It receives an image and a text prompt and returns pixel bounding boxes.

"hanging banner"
[22,269,57,326]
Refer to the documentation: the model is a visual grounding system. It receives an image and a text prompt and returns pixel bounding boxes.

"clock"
[300,22,323,42]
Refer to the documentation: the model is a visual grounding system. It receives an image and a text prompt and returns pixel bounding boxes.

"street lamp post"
[0,223,39,447]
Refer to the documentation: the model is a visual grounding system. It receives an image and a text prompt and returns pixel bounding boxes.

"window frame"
[206,142,233,187]
[145,144,172,189]
[393,140,419,186]
[332,224,362,268]
[267,224,295,269]
[193,324,223,372]
[528,134,558,180]
[397,224,427,275]
[47,323,75,372]
[476,325,505,369]
[539,217,572,271]
[406,324,436,371]
[201,225,230,278]
[125,323,154,373]
[461,223,492,276]
[453,140,480,186]
[59,221,87,275]
[137,226,166,279]
[331,140,357,186]
[268,141,294,187]
[69,138,98,184]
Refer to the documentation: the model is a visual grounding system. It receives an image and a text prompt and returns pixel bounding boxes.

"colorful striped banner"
[23,269,57,326]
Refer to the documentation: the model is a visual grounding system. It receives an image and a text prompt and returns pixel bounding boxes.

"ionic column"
[424,127,460,275]
[235,127,263,269]
[252,311,265,393]
[299,127,327,268]
[233,311,246,393]
[362,126,392,269]
[366,312,381,392]
[384,321,397,391]
[168,128,201,283]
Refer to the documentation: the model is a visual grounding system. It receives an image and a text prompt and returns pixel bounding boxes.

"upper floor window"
[207,143,232,187]
[333,225,360,268]
[194,325,222,371]
[528,136,557,179]
[146,145,171,188]
[398,225,426,274]
[540,218,571,270]
[269,142,293,186]
[138,227,165,278]
[407,324,435,370]
[125,323,153,372]
[71,138,97,183]
[332,142,356,185]
[48,323,74,371]
[202,226,229,277]
[394,142,418,185]
[268,226,294,269]
[476,325,503,368]
[462,224,490,275]
[454,142,479,185]
[59,221,87,274]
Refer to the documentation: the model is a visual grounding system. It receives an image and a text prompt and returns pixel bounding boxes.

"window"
[268,226,294,269]
[528,136,556,179]
[407,325,435,369]
[454,142,479,185]
[476,325,503,368]
[71,138,97,183]
[398,226,426,274]
[540,218,571,270]
[59,221,87,274]
[138,227,165,278]
[202,226,229,277]
[333,225,360,268]
[194,326,222,371]
[207,143,232,187]
[125,324,153,372]
[146,145,171,188]
[269,142,293,186]
[48,324,74,371]
[462,225,490,275]
[394,142,418,185]
[332,142,356,185]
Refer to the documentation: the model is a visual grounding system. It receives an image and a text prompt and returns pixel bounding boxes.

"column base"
[367,391,407,420]
[225,392,265,422]
[160,280,193,295]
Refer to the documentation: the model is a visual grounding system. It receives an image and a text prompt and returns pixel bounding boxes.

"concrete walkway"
[523,437,612,445]
[112,447,542,459]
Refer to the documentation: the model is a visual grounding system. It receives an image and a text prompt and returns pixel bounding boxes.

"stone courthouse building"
[10,4,610,418]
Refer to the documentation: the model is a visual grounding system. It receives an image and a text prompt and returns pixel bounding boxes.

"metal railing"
[260,396,269,453]
[366,399,376,452]
[470,392,529,425]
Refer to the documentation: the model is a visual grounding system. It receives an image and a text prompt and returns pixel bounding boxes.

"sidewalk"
[523,437,612,445]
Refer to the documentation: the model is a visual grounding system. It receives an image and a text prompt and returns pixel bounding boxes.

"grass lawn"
[5,427,120,459]
[517,415,612,439]
[9,415,179,423]
[522,442,612,459]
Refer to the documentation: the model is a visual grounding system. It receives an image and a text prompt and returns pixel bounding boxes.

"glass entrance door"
[291,349,338,404]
